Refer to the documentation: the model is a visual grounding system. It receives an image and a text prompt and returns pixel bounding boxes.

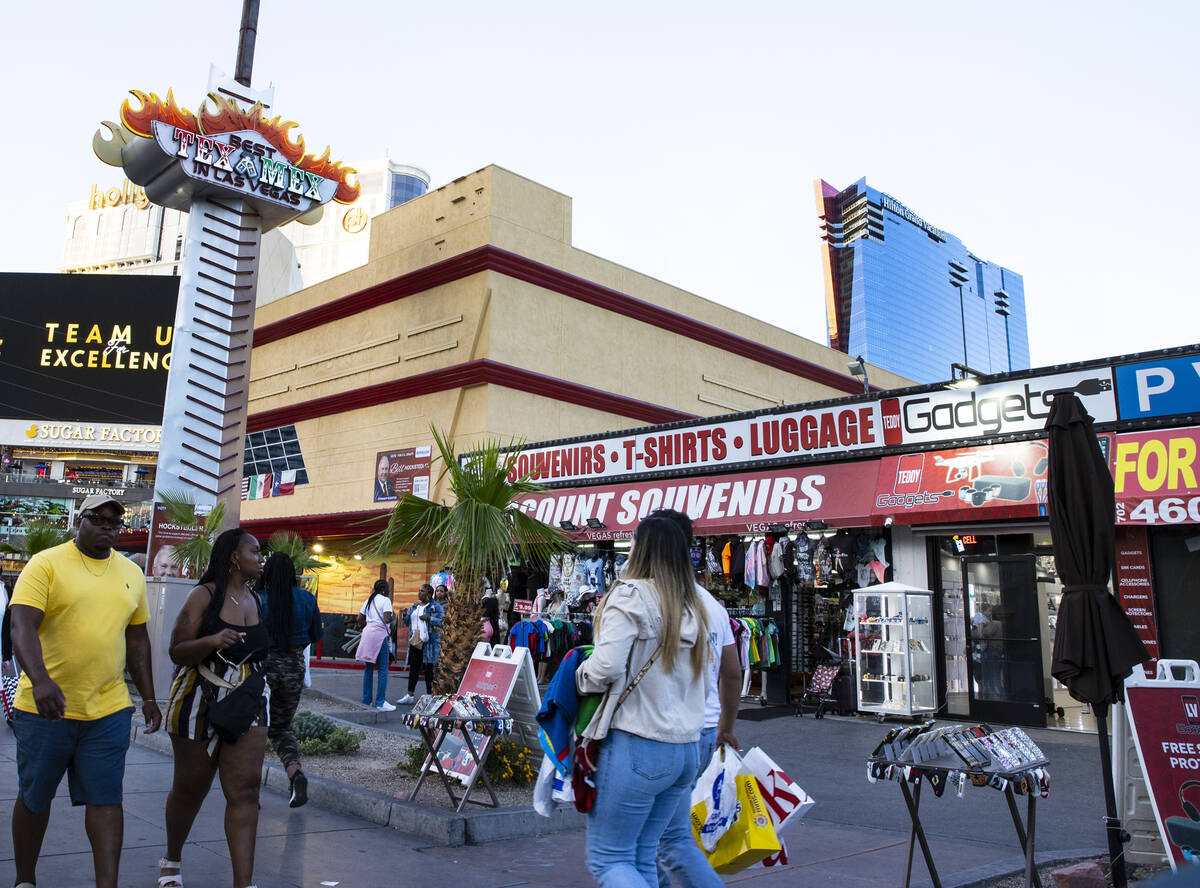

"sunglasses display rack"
[854,587,938,720]
[866,720,1051,888]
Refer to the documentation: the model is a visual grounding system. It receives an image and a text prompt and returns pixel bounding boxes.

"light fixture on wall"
[559,520,579,531]
[847,355,870,394]
[312,543,323,553]
[803,520,836,540]
[586,518,606,529]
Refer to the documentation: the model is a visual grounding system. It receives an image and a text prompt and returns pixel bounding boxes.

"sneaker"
[377,701,397,712]
[396,694,414,705]
[289,771,308,808]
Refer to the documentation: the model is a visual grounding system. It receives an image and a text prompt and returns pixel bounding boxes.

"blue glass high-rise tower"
[816,178,1029,384]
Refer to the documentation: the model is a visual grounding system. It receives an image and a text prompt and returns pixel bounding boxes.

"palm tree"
[362,426,571,693]
[262,531,329,576]
[0,520,73,559]
[156,488,227,579]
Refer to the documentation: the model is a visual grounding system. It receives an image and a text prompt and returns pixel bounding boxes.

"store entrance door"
[962,555,1046,726]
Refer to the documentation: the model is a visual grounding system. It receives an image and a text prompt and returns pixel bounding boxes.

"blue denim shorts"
[14,707,133,813]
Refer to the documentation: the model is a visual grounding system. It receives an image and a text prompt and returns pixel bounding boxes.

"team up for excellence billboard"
[0,273,179,426]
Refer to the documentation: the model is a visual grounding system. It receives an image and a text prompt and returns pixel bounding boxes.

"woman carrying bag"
[576,516,710,888]
[357,580,396,711]
[160,528,270,888]
[396,584,435,705]
[257,552,323,808]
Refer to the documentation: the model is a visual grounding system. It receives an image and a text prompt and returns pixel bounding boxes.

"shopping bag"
[740,746,815,835]
[690,773,781,874]
[302,646,312,689]
[690,746,741,851]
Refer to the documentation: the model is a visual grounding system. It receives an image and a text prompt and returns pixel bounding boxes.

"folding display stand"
[867,723,1051,888]
[406,706,505,812]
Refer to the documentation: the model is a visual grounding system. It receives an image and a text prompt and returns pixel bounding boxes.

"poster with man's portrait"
[372,446,431,503]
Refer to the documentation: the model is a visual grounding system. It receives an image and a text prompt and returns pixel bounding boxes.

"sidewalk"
[306,665,1111,886]
[0,667,1112,887]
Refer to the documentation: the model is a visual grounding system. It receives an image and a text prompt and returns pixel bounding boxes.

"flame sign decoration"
[111,89,360,205]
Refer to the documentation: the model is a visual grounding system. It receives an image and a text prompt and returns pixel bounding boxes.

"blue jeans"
[586,730,699,888]
[361,641,391,706]
[657,727,723,887]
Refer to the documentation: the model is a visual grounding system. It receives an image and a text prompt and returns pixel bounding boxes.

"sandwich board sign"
[439,643,541,785]
[1123,659,1200,870]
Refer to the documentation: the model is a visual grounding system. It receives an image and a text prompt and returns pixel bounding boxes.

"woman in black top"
[160,529,269,888]
[257,552,323,808]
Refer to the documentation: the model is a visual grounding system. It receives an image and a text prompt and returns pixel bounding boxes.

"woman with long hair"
[159,528,269,888]
[257,551,323,808]
[356,579,395,711]
[576,516,710,887]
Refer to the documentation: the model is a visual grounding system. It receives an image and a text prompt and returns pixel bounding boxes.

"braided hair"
[258,551,296,648]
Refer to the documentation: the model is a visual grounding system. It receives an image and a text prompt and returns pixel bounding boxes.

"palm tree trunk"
[434,571,483,694]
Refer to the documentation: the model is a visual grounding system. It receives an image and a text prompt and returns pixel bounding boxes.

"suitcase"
[832,673,857,716]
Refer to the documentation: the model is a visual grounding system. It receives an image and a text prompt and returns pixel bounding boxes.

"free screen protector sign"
[1124,665,1200,870]
[874,440,1050,523]
[1112,427,1200,526]
[514,461,881,539]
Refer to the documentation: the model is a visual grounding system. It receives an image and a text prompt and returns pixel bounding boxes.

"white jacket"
[576,578,706,745]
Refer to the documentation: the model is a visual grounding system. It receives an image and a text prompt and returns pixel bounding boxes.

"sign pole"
[234,0,260,87]
[151,195,261,528]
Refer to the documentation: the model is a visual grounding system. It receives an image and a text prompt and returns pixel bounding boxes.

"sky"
[2,0,1197,370]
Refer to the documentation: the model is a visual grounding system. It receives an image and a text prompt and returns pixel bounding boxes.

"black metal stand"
[408,720,501,813]
[892,774,1043,888]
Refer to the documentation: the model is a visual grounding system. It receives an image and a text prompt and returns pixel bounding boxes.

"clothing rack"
[524,611,593,623]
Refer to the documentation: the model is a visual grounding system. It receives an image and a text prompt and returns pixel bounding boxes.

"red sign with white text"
[514,461,881,539]
[507,404,884,485]
[1113,526,1160,677]
[1113,427,1200,526]
[1125,679,1200,869]
[874,440,1049,523]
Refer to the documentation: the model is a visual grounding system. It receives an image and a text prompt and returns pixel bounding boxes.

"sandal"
[157,857,182,887]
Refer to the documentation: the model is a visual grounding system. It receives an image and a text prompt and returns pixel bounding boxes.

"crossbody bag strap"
[613,641,664,711]
[197,661,240,691]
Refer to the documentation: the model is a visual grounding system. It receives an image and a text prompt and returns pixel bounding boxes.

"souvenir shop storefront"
[509,346,1200,729]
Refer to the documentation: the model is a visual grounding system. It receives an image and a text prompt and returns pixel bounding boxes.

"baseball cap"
[79,493,125,514]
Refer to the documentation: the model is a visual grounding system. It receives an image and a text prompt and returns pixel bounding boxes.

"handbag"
[571,641,663,813]
[199,661,266,744]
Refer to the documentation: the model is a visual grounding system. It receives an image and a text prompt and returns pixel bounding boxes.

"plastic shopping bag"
[690,746,742,851]
[740,746,815,835]
[534,754,574,817]
[690,772,782,874]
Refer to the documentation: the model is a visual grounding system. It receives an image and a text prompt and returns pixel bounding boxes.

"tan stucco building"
[238,165,910,598]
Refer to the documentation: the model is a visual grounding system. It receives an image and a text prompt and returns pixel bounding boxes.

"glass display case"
[855,583,937,720]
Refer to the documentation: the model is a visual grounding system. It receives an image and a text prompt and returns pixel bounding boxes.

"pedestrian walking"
[159,528,270,888]
[396,584,439,704]
[650,509,742,888]
[576,515,711,888]
[257,552,323,808]
[357,580,396,711]
[8,494,161,888]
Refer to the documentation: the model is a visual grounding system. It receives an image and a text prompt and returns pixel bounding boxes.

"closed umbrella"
[1046,392,1149,888]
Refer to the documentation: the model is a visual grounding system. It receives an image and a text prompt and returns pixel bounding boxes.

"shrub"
[485,738,537,786]
[397,742,428,775]
[291,711,364,756]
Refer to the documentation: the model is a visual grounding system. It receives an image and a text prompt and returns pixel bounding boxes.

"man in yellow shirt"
[9,494,161,888]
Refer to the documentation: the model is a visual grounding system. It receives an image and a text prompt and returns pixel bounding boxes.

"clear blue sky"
[3,0,1196,368]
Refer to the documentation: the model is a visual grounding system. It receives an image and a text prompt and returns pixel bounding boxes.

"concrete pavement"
[0,668,1115,887]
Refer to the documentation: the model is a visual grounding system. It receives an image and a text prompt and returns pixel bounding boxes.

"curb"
[129,725,584,846]
[909,846,1110,888]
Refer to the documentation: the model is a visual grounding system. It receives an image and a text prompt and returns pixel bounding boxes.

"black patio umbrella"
[1046,392,1149,888]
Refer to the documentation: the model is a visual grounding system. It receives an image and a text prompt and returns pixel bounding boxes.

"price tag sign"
[512,599,533,614]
